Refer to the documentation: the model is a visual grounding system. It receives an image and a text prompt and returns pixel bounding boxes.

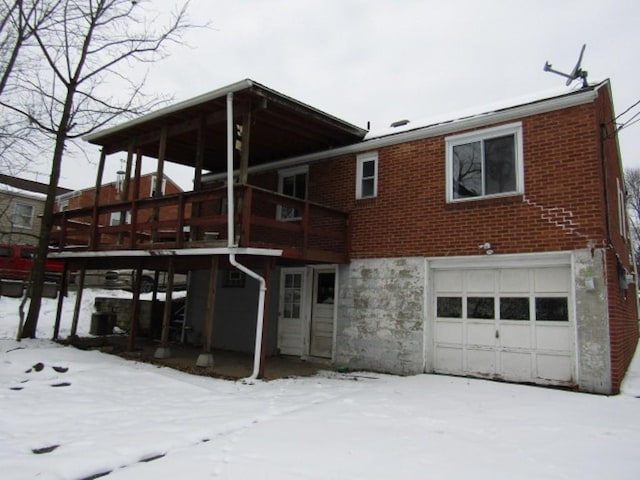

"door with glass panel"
[277,269,306,355]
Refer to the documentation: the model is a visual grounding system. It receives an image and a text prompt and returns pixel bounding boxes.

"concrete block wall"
[573,248,611,393]
[335,257,425,375]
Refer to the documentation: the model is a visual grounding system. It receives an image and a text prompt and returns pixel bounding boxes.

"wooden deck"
[51,185,349,264]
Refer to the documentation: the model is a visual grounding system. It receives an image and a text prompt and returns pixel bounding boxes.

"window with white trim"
[11,202,34,229]
[356,152,378,199]
[617,178,628,239]
[277,166,308,221]
[150,175,166,197]
[109,210,131,226]
[446,123,523,202]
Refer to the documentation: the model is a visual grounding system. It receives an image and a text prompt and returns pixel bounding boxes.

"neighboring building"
[55,171,184,228]
[50,79,638,394]
[0,175,72,245]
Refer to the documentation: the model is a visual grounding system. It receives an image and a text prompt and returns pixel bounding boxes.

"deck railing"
[51,185,349,263]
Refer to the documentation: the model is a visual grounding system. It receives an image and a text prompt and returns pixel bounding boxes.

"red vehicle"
[0,244,64,283]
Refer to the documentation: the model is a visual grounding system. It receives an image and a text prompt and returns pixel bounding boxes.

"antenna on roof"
[543,44,588,88]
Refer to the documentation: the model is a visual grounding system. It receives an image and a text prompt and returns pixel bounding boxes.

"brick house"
[0,175,72,245]
[55,172,184,230]
[50,79,638,394]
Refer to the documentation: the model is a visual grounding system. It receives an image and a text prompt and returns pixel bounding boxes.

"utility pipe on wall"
[226,92,267,382]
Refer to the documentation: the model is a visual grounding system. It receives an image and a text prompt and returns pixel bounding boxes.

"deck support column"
[52,262,69,340]
[154,257,175,359]
[196,256,219,367]
[127,262,143,352]
[89,149,106,249]
[69,262,86,339]
[151,127,167,243]
[191,114,206,241]
[117,139,134,245]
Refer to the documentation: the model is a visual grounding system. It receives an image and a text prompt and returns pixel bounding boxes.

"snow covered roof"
[365,80,608,141]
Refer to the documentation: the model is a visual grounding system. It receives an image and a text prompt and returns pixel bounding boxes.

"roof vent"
[390,119,410,128]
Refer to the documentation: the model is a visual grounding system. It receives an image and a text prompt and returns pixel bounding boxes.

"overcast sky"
[52,0,640,190]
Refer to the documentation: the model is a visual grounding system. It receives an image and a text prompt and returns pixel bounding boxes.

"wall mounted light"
[479,242,494,255]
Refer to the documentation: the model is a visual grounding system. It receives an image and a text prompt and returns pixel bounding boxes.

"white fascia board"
[83,79,254,143]
[428,251,573,270]
[203,88,599,183]
[50,246,283,259]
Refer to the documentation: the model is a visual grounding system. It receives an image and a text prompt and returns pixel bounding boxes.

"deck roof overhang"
[84,79,367,174]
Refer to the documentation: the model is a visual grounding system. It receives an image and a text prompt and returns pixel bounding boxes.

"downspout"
[226,92,267,382]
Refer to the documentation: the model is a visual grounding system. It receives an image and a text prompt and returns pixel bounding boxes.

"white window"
[446,122,523,202]
[356,152,378,199]
[12,202,34,229]
[277,166,308,221]
[150,175,166,197]
[617,178,628,239]
[109,210,131,226]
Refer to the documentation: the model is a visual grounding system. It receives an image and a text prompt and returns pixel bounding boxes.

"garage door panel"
[466,322,496,347]
[499,269,530,293]
[435,270,463,293]
[536,325,571,351]
[500,323,532,349]
[435,347,463,373]
[466,270,496,293]
[466,349,496,375]
[536,353,572,382]
[501,352,532,379]
[534,268,570,293]
[435,321,463,344]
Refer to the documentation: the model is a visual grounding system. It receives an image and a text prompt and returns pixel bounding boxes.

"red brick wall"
[308,102,605,259]
[594,83,639,393]
[57,174,185,225]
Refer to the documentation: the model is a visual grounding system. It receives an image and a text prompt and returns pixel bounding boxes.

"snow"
[365,83,588,140]
[1,289,639,479]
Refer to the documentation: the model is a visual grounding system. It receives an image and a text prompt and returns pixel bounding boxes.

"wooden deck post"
[52,262,69,340]
[151,126,167,243]
[69,262,86,339]
[197,255,219,367]
[154,257,175,359]
[192,115,206,242]
[129,150,142,249]
[127,262,143,352]
[118,139,135,245]
[89,149,106,249]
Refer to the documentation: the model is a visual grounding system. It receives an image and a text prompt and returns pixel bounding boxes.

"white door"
[433,266,574,385]
[309,269,336,358]
[277,268,306,356]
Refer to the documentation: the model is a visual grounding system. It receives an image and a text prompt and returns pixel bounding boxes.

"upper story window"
[150,175,166,197]
[356,152,378,199]
[109,210,131,226]
[617,178,628,240]
[278,166,308,221]
[12,202,34,229]
[446,122,523,202]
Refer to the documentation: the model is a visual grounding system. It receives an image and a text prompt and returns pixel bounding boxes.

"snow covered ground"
[1,289,639,479]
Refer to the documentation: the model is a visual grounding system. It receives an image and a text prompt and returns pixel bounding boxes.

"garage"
[432,259,575,386]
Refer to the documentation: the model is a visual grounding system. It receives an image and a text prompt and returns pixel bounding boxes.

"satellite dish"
[543,44,588,87]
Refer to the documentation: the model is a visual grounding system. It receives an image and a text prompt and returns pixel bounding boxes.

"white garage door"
[433,266,575,386]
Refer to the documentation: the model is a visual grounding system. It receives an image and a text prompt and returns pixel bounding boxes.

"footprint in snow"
[25,362,45,373]
[50,382,71,388]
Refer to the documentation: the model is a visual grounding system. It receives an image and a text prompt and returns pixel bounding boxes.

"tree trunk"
[20,89,73,338]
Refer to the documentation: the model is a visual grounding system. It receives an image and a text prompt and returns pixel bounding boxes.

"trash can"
[90,312,116,335]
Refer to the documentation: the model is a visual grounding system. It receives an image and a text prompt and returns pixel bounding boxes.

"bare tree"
[0,0,194,338]
[625,167,640,252]
[0,1,63,177]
